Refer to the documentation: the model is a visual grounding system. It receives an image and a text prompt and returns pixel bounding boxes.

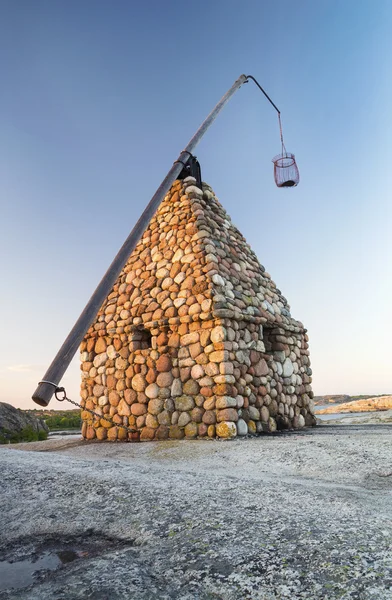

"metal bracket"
[176,152,203,189]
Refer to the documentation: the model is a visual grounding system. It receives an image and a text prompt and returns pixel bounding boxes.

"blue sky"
[1,0,391,409]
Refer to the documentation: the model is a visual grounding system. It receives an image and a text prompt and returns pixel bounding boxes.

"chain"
[54,386,139,436]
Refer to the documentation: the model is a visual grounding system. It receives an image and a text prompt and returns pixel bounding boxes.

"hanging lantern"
[272,152,299,188]
[272,113,299,188]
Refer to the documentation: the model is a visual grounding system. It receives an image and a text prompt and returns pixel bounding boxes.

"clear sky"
[1,0,391,410]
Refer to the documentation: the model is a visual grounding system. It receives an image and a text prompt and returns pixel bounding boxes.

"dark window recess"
[131,328,152,350]
[262,326,274,353]
[139,328,152,349]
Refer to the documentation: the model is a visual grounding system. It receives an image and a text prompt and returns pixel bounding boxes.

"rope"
[278,113,287,158]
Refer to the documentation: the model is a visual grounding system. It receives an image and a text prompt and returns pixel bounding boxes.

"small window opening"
[263,326,274,354]
[140,328,152,349]
[131,328,152,350]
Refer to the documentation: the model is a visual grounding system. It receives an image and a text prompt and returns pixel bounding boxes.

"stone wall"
[80,177,314,441]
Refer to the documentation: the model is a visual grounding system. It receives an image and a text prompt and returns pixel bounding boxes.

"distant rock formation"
[315,396,392,415]
[314,394,392,406]
[0,402,48,438]
[313,395,351,405]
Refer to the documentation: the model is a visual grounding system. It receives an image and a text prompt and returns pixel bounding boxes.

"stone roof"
[87,177,304,340]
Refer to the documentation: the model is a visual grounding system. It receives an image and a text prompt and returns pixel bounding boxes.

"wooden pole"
[32,74,248,406]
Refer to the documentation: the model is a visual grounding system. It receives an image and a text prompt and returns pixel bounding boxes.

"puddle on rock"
[0,552,62,591]
[0,533,134,592]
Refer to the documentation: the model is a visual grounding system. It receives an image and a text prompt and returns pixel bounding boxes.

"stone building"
[80,177,314,441]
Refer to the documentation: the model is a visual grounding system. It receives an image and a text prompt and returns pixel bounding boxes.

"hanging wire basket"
[272,112,300,188]
[272,152,299,188]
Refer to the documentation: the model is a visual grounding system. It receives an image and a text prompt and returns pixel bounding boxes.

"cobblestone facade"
[80,177,314,441]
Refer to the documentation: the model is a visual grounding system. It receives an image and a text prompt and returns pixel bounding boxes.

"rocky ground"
[1,425,392,599]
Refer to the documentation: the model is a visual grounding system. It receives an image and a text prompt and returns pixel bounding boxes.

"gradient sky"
[1,0,391,410]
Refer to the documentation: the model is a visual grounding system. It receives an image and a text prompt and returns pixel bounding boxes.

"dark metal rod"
[32,73,248,406]
[246,75,281,114]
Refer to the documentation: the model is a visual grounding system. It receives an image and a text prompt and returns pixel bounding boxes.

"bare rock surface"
[0,402,48,436]
[1,425,392,599]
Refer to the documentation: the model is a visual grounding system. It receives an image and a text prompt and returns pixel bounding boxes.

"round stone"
[140,427,156,441]
[156,355,172,372]
[156,425,169,439]
[175,395,195,411]
[107,345,118,359]
[131,403,147,416]
[156,268,170,279]
[215,396,237,409]
[109,391,120,406]
[183,379,200,395]
[93,384,105,397]
[203,397,215,411]
[174,297,186,308]
[181,332,199,345]
[283,358,294,377]
[117,399,131,416]
[107,427,118,441]
[202,410,216,424]
[248,420,257,435]
[236,419,248,436]
[211,326,226,344]
[157,410,171,425]
[146,368,157,384]
[261,406,270,422]
[117,427,128,440]
[198,423,208,437]
[169,425,185,439]
[124,389,137,404]
[95,427,107,440]
[217,408,238,422]
[178,412,191,427]
[191,407,203,423]
[148,398,164,415]
[254,359,269,377]
[216,421,237,438]
[85,425,96,440]
[184,422,198,438]
[132,374,147,392]
[115,357,128,370]
[191,364,204,379]
[266,417,277,432]
[95,338,107,353]
[298,414,305,428]
[93,353,107,368]
[162,277,173,290]
[156,371,173,387]
[212,274,225,286]
[171,378,182,396]
[98,396,108,407]
[145,414,159,429]
[248,406,260,421]
[172,249,184,262]
[145,383,159,399]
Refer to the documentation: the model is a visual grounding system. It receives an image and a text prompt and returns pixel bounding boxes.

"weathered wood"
[32,74,248,406]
